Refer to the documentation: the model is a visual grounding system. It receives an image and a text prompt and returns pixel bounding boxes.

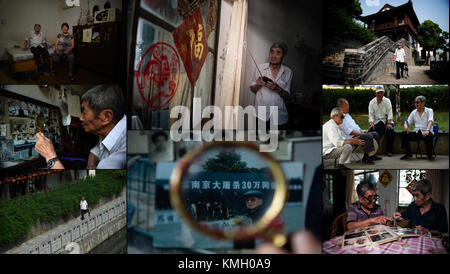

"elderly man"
[393,179,448,233]
[35,85,126,169]
[337,98,380,164]
[347,181,391,230]
[24,24,50,74]
[243,190,265,224]
[250,42,292,130]
[400,95,435,161]
[368,86,394,156]
[394,43,407,79]
[323,107,365,169]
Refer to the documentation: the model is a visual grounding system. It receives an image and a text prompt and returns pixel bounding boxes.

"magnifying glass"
[170,142,289,248]
[34,114,47,133]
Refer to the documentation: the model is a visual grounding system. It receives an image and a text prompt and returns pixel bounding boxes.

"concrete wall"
[240,0,322,108]
[377,131,449,155]
[0,0,122,61]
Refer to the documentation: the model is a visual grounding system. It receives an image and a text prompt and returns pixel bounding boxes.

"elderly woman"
[53,22,75,80]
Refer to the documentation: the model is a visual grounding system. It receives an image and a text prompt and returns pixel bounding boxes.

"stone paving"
[324,153,449,170]
[367,65,438,85]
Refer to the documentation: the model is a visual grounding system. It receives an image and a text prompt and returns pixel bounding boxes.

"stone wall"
[342,36,395,84]
[377,131,449,156]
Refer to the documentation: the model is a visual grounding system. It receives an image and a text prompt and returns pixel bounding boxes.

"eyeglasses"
[361,194,379,202]
[340,114,345,119]
[414,101,422,104]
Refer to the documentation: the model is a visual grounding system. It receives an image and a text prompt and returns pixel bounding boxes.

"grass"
[323,112,449,132]
[0,170,126,247]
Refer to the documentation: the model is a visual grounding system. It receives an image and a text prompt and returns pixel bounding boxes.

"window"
[398,170,426,207]
[354,170,379,191]
[127,0,219,130]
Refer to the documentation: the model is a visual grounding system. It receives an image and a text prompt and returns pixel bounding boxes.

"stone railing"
[342,36,395,83]
[7,196,126,254]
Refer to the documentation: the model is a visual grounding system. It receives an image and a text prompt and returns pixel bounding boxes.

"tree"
[418,20,443,63]
[323,0,376,45]
[440,31,449,62]
[202,151,262,173]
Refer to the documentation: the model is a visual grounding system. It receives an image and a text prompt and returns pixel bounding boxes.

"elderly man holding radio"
[250,43,293,130]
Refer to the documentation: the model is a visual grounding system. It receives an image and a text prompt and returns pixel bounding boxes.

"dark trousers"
[356,131,379,156]
[369,121,394,153]
[396,61,405,79]
[30,46,50,72]
[53,52,75,74]
[80,209,88,220]
[401,130,434,157]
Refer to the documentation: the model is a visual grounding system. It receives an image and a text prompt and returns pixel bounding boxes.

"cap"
[375,85,385,93]
[243,190,263,198]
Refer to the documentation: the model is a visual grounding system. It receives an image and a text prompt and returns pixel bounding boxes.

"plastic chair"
[415,124,438,158]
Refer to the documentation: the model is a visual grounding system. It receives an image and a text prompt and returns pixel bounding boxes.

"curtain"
[345,170,355,209]
[426,170,444,204]
[214,0,248,129]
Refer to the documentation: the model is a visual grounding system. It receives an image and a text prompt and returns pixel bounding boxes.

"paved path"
[5,193,125,254]
[324,154,449,170]
[367,65,438,85]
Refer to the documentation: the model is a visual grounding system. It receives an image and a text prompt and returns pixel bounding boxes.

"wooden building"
[358,0,420,48]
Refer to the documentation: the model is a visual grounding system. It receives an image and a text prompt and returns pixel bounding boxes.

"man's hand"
[392,212,403,220]
[372,216,391,225]
[35,132,57,161]
[386,123,393,130]
[255,77,265,87]
[369,122,375,130]
[351,136,365,146]
[64,49,70,55]
[266,80,278,91]
[257,231,322,254]
[422,130,430,137]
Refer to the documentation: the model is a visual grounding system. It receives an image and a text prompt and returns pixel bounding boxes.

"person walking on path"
[80,197,89,220]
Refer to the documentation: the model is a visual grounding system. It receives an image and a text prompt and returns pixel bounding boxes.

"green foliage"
[323,0,376,44]
[323,86,449,115]
[418,20,444,52]
[0,171,126,247]
[202,152,262,173]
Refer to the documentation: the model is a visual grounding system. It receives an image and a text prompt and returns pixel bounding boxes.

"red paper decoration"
[172,6,208,88]
[379,170,393,187]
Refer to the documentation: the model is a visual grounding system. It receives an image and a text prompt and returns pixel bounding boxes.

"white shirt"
[251,63,292,125]
[339,113,361,139]
[407,107,434,134]
[368,97,393,124]
[394,48,406,62]
[90,115,127,169]
[323,119,346,155]
[26,31,47,48]
[80,200,88,210]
